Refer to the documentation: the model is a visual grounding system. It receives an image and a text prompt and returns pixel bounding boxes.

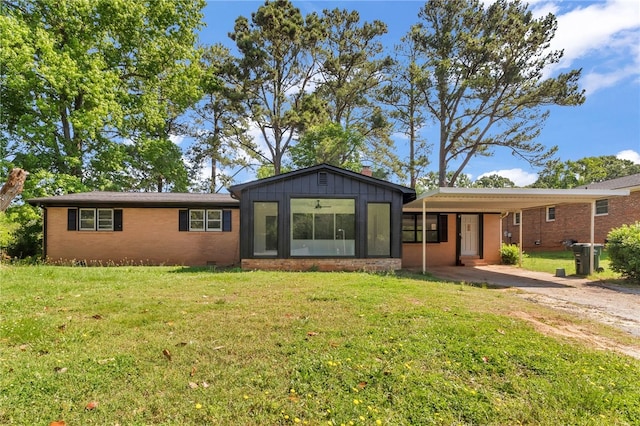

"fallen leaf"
[188,382,198,389]
[85,401,98,410]
[19,344,28,351]
[162,349,172,361]
[212,345,225,351]
[329,341,339,348]
[49,421,66,426]
[91,314,103,320]
[202,381,210,388]
[57,324,66,332]
[190,366,197,377]
[496,329,505,335]
[307,331,319,336]
[357,381,367,389]
[54,367,68,374]
[482,356,489,363]
[288,394,299,403]
[175,342,188,347]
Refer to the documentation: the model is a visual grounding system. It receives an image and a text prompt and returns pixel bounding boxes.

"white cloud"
[477,168,538,187]
[169,134,184,145]
[616,149,640,164]
[544,0,640,93]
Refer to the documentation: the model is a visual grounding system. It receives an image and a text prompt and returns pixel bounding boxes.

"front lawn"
[1,266,638,425]
[522,249,622,280]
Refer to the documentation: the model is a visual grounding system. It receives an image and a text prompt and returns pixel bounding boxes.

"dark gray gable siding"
[234,166,413,259]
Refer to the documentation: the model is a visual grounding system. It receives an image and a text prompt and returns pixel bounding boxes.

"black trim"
[179,210,189,231]
[438,214,448,242]
[67,209,77,231]
[114,209,123,231]
[456,215,462,265]
[478,214,484,259]
[222,210,232,232]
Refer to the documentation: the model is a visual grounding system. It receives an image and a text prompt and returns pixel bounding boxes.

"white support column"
[590,200,596,275]
[518,209,523,267]
[422,198,426,274]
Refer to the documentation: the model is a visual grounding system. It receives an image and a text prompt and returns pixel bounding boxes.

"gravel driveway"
[426,265,640,358]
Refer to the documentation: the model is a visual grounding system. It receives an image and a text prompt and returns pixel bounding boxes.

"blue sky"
[195,0,640,187]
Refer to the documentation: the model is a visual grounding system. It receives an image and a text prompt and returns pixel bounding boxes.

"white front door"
[460,214,479,256]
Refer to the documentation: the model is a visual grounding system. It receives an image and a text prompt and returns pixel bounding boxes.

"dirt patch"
[510,310,640,360]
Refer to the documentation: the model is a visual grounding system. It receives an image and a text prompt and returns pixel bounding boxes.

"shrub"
[606,222,640,281]
[500,243,521,265]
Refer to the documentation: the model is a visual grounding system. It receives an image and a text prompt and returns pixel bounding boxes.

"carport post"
[518,209,523,267]
[590,200,595,275]
[422,198,426,274]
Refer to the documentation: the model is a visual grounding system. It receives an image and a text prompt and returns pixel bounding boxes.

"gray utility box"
[571,243,603,275]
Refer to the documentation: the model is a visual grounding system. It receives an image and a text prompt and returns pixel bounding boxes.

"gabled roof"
[228,163,416,203]
[403,187,630,213]
[583,173,640,191]
[28,191,239,208]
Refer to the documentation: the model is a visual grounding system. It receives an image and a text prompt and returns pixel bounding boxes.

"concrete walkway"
[425,265,640,338]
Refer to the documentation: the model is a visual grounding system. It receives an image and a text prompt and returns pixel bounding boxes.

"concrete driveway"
[426,265,640,340]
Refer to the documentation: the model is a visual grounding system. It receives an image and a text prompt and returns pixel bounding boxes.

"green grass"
[1,266,639,425]
[522,249,622,280]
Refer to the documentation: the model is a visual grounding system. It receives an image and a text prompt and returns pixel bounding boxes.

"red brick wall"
[44,207,240,266]
[502,190,640,250]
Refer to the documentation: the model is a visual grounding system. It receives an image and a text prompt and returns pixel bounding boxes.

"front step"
[459,256,487,266]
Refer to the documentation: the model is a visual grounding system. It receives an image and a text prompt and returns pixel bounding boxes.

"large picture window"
[402,213,447,243]
[254,202,278,256]
[290,198,355,256]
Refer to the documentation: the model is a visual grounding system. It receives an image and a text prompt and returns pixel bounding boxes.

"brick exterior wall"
[44,207,240,266]
[502,190,640,250]
[241,258,402,272]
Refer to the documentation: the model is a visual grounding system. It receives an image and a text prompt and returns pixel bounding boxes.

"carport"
[404,187,630,274]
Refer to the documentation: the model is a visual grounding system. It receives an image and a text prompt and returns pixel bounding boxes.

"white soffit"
[403,188,631,213]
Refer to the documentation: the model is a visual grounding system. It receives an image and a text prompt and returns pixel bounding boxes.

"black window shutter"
[222,210,232,232]
[179,210,189,231]
[114,209,123,231]
[67,209,77,231]
[438,214,448,242]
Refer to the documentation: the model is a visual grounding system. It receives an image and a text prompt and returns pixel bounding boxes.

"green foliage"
[290,123,364,171]
[412,0,584,187]
[532,156,640,188]
[1,268,639,424]
[500,243,521,265]
[606,222,640,281]
[474,174,516,188]
[1,0,205,191]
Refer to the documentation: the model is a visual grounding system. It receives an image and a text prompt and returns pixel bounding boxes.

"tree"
[230,0,323,175]
[382,34,431,188]
[473,174,516,188]
[289,123,364,171]
[185,44,252,192]
[315,8,397,175]
[1,0,205,189]
[412,0,585,187]
[416,171,472,193]
[532,156,640,188]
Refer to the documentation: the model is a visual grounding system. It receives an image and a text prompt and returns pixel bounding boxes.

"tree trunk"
[0,168,28,211]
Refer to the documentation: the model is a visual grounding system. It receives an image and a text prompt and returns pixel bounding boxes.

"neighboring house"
[228,164,416,271]
[28,192,240,266]
[502,173,640,250]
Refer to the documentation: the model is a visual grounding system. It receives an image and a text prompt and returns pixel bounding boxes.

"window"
[403,213,447,243]
[546,206,556,222]
[290,198,355,256]
[595,199,609,216]
[367,203,390,256]
[79,208,114,231]
[68,209,122,231]
[179,210,232,232]
[513,212,521,226]
[188,209,223,231]
[254,202,278,256]
[79,209,96,231]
